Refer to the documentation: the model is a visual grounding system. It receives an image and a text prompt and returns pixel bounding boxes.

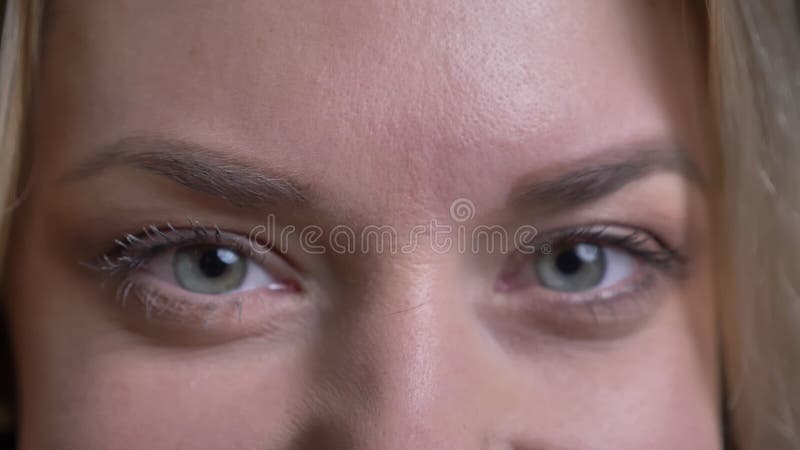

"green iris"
[174,245,247,294]
[536,243,606,292]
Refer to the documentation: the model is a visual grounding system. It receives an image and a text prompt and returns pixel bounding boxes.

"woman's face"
[8,1,719,448]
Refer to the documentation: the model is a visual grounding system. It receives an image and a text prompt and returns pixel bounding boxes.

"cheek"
[4,222,307,449]
[619,296,720,449]
[549,303,720,449]
[24,346,314,449]
[598,347,720,450]
[8,200,719,449]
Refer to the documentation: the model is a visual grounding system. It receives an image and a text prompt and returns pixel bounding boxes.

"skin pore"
[7,1,719,449]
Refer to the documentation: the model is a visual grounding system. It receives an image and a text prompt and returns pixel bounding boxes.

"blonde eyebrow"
[63,136,308,209]
[511,147,706,210]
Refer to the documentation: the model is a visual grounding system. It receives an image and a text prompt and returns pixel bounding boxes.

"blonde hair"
[709,0,800,449]
[0,1,798,448]
[0,0,43,434]
[0,0,41,278]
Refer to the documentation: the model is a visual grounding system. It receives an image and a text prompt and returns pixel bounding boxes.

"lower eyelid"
[493,268,666,340]
[105,276,319,346]
[115,272,300,325]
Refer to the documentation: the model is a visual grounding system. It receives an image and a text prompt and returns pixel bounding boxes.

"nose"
[290,256,518,449]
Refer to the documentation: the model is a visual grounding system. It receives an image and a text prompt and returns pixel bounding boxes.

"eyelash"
[498,224,687,335]
[85,221,685,336]
[84,220,297,325]
[89,221,239,276]
[535,224,685,272]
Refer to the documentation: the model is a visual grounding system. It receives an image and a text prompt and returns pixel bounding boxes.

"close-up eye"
[149,244,283,295]
[496,224,685,328]
[85,225,303,325]
[534,242,635,293]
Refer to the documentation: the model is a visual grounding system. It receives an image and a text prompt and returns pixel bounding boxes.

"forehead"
[38,0,702,213]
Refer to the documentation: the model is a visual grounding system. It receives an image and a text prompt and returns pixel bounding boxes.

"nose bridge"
[309,255,499,448]
[371,275,449,421]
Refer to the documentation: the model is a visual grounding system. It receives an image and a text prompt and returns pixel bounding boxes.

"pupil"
[555,248,582,275]
[198,249,231,278]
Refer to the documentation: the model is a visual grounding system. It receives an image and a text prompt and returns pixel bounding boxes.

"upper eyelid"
[89,222,682,278]
[533,223,672,250]
[86,224,278,277]
[525,224,685,267]
[108,222,222,251]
